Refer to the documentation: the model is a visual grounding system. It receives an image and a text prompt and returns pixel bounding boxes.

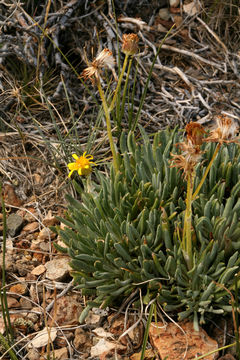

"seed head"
[122,33,139,56]
[82,49,116,83]
[204,115,239,144]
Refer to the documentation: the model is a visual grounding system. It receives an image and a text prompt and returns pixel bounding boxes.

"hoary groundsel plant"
[56,121,240,327]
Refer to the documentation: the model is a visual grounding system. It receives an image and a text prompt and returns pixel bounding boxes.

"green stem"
[183,173,193,269]
[194,341,236,360]
[140,302,155,360]
[0,184,14,343]
[97,79,119,172]
[192,143,221,201]
[119,56,133,127]
[109,54,129,112]
[0,333,18,360]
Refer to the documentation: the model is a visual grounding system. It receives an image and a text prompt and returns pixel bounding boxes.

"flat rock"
[31,264,46,276]
[7,213,24,236]
[48,295,82,326]
[149,321,218,360]
[22,222,39,232]
[9,283,27,296]
[45,257,71,281]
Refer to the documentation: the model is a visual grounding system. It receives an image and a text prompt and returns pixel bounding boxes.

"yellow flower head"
[122,33,139,56]
[82,49,116,83]
[67,152,96,178]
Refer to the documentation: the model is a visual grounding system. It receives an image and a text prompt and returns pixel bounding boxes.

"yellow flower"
[67,152,96,178]
[82,49,116,83]
[121,33,139,56]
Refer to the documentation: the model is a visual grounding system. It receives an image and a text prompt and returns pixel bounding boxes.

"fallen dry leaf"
[28,327,57,348]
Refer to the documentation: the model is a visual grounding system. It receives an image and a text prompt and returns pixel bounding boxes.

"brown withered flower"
[122,33,139,56]
[185,122,206,146]
[82,49,116,83]
[204,115,239,144]
[171,141,203,178]
[170,122,204,178]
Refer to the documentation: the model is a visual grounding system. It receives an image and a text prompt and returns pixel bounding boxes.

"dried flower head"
[170,123,204,178]
[122,33,139,56]
[171,141,203,178]
[204,115,239,144]
[82,49,116,83]
[185,122,206,146]
[67,152,96,177]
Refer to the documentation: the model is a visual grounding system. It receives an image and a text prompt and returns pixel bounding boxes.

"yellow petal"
[72,154,79,160]
[68,162,78,170]
[68,169,74,178]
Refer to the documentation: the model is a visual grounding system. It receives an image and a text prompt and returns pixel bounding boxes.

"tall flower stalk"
[171,117,239,270]
[82,34,139,173]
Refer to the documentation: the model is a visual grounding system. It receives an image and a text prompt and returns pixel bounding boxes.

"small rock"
[20,297,32,309]
[6,239,13,254]
[16,259,34,276]
[18,207,37,222]
[3,184,22,207]
[28,327,57,348]
[0,253,15,272]
[9,283,27,297]
[149,321,218,360]
[45,257,71,281]
[183,1,200,16]
[55,238,68,250]
[49,347,68,360]
[5,296,20,309]
[7,213,24,237]
[39,241,50,252]
[74,328,89,350]
[48,295,82,326]
[26,348,40,360]
[85,311,101,325]
[37,228,52,242]
[91,338,125,358]
[22,222,39,232]
[159,8,171,20]
[31,264,46,276]
[169,0,179,7]
[42,211,59,227]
